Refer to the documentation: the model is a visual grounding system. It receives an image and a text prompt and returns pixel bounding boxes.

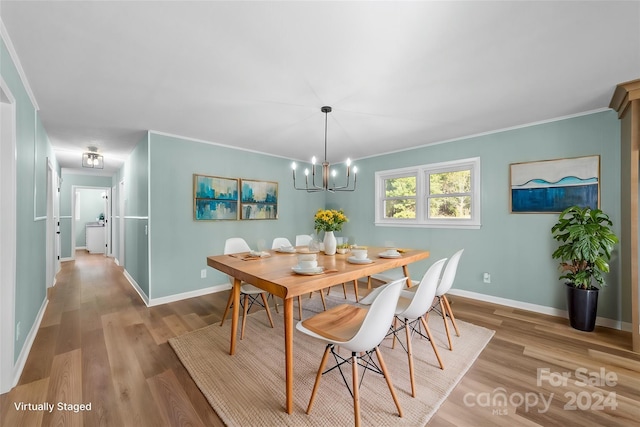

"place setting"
[275,244,297,254]
[347,247,374,264]
[378,247,402,258]
[292,253,326,275]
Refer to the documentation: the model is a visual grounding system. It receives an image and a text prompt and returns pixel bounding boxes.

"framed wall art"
[193,174,239,220]
[240,179,278,220]
[510,155,600,213]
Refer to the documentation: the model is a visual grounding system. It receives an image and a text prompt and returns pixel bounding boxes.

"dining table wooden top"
[206,246,430,414]
[206,247,430,299]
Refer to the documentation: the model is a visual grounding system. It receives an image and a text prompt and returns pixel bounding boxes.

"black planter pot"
[565,283,599,332]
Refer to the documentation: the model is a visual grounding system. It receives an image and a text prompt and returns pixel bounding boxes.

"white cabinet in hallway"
[86,223,105,254]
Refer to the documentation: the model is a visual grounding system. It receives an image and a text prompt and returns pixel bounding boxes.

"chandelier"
[82,147,104,169]
[291,106,357,192]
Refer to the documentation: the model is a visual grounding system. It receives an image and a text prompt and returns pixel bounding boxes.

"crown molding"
[609,78,640,119]
[0,18,39,110]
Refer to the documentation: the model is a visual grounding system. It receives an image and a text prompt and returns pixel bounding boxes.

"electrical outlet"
[200,269,207,279]
[16,321,21,341]
[483,272,491,283]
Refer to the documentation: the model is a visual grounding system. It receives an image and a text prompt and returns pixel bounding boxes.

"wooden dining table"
[206,246,430,414]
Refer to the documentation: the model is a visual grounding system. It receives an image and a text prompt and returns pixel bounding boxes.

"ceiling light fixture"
[291,106,357,192]
[82,147,104,169]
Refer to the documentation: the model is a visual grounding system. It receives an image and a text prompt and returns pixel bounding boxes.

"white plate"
[292,266,325,275]
[276,248,296,253]
[378,252,401,258]
[348,257,373,264]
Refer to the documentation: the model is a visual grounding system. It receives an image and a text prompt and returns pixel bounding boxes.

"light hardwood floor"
[1,251,639,426]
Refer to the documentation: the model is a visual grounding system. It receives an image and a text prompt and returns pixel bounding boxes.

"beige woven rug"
[169,295,494,426]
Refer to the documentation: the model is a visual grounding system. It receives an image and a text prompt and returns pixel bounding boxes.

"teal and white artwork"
[510,156,599,213]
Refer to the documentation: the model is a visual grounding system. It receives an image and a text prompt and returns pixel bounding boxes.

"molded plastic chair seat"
[296,278,407,427]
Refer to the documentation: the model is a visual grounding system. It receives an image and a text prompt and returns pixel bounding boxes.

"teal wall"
[328,110,625,322]
[120,134,150,298]
[2,37,55,361]
[147,132,324,299]
[59,172,113,259]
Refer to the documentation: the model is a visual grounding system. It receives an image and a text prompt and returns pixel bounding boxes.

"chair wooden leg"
[352,280,359,302]
[297,296,303,320]
[260,293,274,328]
[342,283,347,299]
[442,295,460,337]
[405,318,416,397]
[420,315,445,370]
[352,352,361,427]
[241,294,249,340]
[374,346,403,418]
[306,344,332,414]
[440,297,453,350]
[220,291,233,326]
[367,276,372,290]
[319,290,327,311]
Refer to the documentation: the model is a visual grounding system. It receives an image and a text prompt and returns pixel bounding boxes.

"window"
[375,157,481,229]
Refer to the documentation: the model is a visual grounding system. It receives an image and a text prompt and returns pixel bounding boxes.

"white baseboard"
[123,269,149,306]
[448,288,632,332]
[60,257,73,262]
[148,283,230,307]
[11,297,48,390]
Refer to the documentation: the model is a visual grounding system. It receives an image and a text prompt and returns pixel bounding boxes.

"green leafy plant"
[551,206,619,289]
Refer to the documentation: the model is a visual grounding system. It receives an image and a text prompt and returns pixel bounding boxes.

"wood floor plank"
[81,328,125,427]
[147,369,207,427]
[0,378,49,427]
[41,349,83,427]
[101,311,165,427]
[54,309,81,355]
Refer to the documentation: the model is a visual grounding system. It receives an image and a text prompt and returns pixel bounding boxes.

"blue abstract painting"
[193,174,239,220]
[510,156,599,213]
[240,180,278,219]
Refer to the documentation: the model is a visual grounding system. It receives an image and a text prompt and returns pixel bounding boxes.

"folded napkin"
[248,250,271,258]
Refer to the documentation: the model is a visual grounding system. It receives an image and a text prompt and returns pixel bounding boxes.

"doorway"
[46,159,61,288]
[71,186,111,257]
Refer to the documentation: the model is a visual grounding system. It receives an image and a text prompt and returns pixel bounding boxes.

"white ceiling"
[1,1,639,175]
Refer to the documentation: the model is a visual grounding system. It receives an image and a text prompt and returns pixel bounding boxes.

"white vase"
[323,231,337,255]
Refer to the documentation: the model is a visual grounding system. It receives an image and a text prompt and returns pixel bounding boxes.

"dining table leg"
[402,265,411,287]
[284,297,294,414]
[229,278,241,355]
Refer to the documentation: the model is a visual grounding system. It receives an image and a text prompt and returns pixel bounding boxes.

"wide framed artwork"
[240,179,278,220]
[193,174,239,220]
[510,155,600,213]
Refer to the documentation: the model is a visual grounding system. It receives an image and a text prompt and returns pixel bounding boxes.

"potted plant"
[551,205,619,331]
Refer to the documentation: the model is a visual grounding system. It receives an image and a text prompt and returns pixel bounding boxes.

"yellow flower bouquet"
[314,209,348,233]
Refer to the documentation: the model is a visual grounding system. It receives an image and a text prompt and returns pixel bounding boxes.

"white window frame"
[375,157,481,229]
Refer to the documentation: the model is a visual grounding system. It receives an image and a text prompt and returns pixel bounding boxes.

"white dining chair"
[296,277,406,427]
[220,237,274,339]
[390,258,447,396]
[295,234,313,246]
[271,237,293,250]
[429,249,464,350]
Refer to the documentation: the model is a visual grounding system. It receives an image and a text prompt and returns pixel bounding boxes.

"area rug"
[169,295,494,426]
